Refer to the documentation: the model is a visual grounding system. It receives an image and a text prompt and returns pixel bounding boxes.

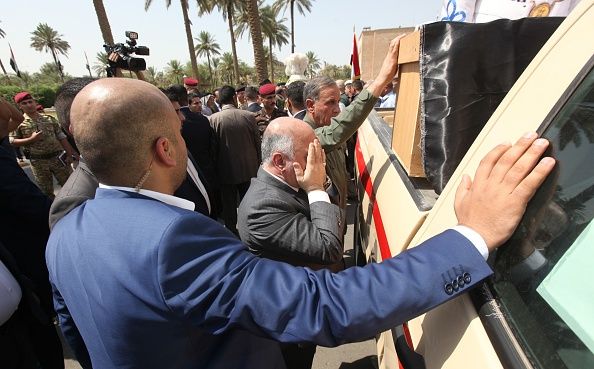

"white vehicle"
[355,1,594,368]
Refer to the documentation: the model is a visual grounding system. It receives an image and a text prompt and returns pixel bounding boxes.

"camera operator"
[104,31,149,80]
[107,52,145,80]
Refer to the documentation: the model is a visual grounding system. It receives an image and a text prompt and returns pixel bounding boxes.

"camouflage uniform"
[9,113,72,197]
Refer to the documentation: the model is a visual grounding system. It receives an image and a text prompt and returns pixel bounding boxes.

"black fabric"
[0,146,65,368]
[420,17,563,193]
[180,107,218,189]
[173,154,212,218]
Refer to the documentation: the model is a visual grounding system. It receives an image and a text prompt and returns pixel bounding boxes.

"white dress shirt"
[98,184,195,211]
[186,160,211,214]
[0,260,22,325]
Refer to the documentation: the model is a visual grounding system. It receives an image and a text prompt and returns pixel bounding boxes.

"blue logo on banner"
[441,0,467,21]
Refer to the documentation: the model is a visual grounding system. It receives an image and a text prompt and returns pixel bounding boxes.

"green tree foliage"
[305,51,320,77]
[145,0,201,80]
[197,0,243,85]
[194,31,221,85]
[272,0,313,53]
[235,3,288,82]
[0,84,59,108]
[318,63,351,80]
[166,60,185,84]
[93,52,109,78]
[30,23,70,82]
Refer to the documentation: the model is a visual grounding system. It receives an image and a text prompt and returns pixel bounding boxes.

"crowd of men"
[0,35,556,369]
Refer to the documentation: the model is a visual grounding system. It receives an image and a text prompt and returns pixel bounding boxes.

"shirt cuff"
[307,190,330,204]
[452,225,489,260]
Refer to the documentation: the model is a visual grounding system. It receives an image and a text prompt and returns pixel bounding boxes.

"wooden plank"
[398,31,420,64]
[392,61,425,177]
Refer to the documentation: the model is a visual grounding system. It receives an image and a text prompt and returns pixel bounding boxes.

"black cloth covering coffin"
[419,17,563,193]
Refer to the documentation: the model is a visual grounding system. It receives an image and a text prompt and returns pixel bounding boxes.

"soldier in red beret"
[183,77,200,94]
[9,92,78,198]
[256,83,287,137]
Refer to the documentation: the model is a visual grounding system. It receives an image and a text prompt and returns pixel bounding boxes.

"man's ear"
[271,152,286,170]
[305,98,315,114]
[154,137,177,167]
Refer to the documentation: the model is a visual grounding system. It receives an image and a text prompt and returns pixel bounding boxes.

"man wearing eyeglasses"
[9,92,78,198]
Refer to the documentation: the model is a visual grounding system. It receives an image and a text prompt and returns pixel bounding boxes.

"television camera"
[103,31,149,77]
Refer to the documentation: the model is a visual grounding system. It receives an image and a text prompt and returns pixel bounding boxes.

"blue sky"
[0,0,443,78]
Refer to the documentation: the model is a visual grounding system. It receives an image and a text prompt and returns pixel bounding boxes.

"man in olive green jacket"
[303,35,405,210]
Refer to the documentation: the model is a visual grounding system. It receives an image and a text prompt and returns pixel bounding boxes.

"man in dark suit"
[47,77,554,369]
[237,117,344,369]
[238,117,343,270]
[245,86,262,112]
[181,92,219,217]
[49,81,212,229]
[0,140,64,368]
[286,81,306,120]
[209,85,261,234]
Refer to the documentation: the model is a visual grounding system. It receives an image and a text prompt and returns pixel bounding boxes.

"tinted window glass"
[490,67,594,369]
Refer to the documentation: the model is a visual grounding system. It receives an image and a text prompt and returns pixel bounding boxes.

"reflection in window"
[490,66,594,369]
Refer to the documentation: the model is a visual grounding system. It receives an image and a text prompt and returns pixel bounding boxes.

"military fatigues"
[304,89,377,210]
[9,113,72,197]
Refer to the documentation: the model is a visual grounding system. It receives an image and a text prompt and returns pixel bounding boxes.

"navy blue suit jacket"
[47,189,492,369]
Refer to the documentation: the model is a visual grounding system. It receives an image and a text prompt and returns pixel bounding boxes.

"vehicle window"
[490,66,594,369]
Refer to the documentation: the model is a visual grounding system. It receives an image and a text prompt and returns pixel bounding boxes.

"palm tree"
[245,0,267,82]
[145,0,200,80]
[305,51,320,77]
[272,0,312,53]
[235,4,288,82]
[260,6,289,83]
[92,0,123,77]
[198,0,242,85]
[94,52,109,77]
[145,66,158,84]
[166,59,185,84]
[194,31,221,85]
[218,52,235,84]
[211,57,220,86]
[30,23,70,82]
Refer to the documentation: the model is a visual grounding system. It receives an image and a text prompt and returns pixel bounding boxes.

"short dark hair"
[286,81,305,110]
[54,77,96,132]
[218,85,236,105]
[303,76,337,102]
[188,92,201,102]
[245,86,258,100]
[166,84,188,106]
[352,80,364,92]
[159,88,178,103]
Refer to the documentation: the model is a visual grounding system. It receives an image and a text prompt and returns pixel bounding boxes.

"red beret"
[14,91,32,104]
[183,77,199,86]
[259,83,276,96]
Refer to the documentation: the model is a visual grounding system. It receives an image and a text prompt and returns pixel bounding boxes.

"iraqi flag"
[9,43,21,78]
[350,32,361,80]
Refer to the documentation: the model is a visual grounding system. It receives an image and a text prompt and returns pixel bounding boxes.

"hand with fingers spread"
[455,132,556,251]
[293,138,327,193]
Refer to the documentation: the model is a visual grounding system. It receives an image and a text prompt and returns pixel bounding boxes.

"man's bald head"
[71,78,183,186]
[262,117,316,188]
[262,117,314,164]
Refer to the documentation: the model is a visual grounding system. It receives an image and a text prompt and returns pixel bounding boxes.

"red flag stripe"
[352,33,361,80]
[355,138,392,261]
